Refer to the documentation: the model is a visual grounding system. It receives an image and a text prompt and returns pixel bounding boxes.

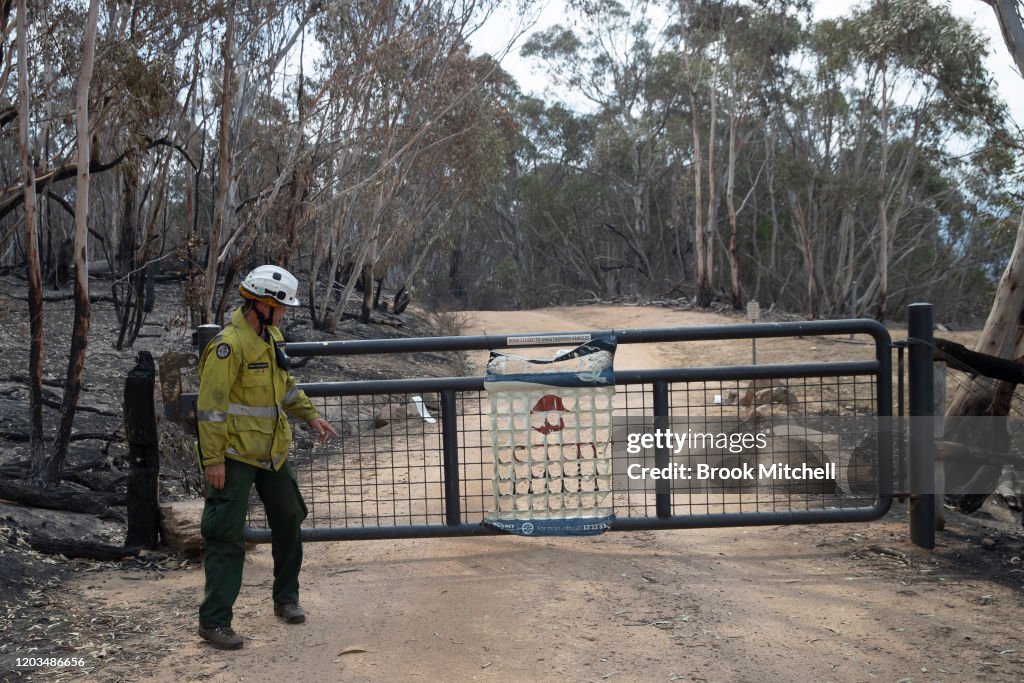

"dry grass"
[427,309,472,375]
[427,308,470,338]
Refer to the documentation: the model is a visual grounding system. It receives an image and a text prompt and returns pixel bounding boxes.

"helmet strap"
[245,299,275,340]
[255,304,274,339]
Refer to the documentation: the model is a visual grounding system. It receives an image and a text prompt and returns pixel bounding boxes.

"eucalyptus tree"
[941,0,1024,510]
[306,0,512,331]
[521,0,680,298]
[373,51,516,318]
[200,1,320,324]
[820,0,1007,319]
[514,99,612,301]
[675,0,723,308]
[99,2,212,348]
[672,0,807,309]
[518,0,809,307]
[437,95,606,308]
[437,0,1012,318]
[953,0,1024,384]
[46,0,99,484]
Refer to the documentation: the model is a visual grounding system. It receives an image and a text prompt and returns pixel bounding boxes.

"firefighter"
[195,265,338,650]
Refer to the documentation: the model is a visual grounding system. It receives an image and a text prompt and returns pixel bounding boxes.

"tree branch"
[0,136,192,222]
[983,0,1024,79]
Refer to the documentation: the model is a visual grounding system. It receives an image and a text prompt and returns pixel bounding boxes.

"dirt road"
[56,306,1024,682]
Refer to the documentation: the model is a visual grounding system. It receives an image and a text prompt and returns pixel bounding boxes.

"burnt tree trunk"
[18,0,46,484]
[936,339,1024,383]
[448,248,464,302]
[114,170,138,349]
[215,262,239,326]
[124,351,160,548]
[876,66,890,322]
[359,261,373,324]
[392,286,410,314]
[373,277,384,310]
[203,6,236,325]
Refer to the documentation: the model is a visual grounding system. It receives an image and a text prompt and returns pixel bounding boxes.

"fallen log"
[8,292,117,304]
[0,478,125,515]
[38,395,117,416]
[0,430,123,444]
[341,310,405,327]
[63,470,128,492]
[0,466,126,492]
[27,535,140,561]
[2,374,69,389]
[68,431,124,442]
[160,500,204,558]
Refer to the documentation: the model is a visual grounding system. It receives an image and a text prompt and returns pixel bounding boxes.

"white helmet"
[239,265,300,307]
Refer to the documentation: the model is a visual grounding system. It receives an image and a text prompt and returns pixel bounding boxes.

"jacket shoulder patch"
[216,343,232,359]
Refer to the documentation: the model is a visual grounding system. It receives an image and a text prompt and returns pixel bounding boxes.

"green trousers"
[199,458,308,627]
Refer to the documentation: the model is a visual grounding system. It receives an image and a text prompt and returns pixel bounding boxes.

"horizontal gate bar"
[295,360,884,398]
[615,361,883,385]
[243,500,892,543]
[284,319,890,357]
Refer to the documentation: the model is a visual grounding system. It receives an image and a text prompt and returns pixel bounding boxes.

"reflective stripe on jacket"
[197,307,319,470]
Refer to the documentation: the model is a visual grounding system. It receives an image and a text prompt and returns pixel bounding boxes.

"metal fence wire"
[244,321,894,542]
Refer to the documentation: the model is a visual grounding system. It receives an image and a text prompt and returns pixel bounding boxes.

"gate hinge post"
[907,303,936,550]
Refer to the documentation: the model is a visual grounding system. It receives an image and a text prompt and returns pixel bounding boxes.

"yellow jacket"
[196,307,320,471]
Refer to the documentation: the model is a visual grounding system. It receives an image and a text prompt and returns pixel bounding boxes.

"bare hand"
[205,462,226,490]
[309,417,339,444]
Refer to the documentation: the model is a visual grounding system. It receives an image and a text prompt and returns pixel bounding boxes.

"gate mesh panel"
[247,373,881,530]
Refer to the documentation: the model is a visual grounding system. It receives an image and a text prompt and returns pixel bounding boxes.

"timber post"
[124,350,160,548]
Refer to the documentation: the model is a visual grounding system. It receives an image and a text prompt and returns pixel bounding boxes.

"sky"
[474,0,1023,128]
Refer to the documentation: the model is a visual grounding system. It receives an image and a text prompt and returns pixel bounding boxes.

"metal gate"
[241,319,895,543]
